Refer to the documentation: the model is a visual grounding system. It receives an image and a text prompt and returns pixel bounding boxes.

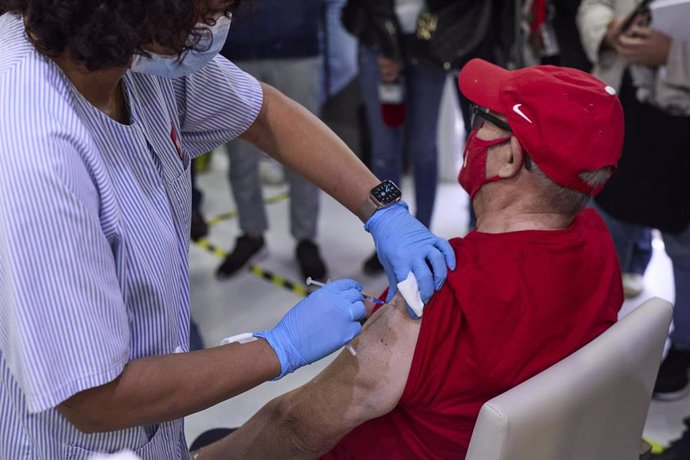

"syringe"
[306,277,385,357]
[306,277,385,305]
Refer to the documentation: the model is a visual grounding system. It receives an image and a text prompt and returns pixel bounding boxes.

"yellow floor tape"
[248,265,308,297]
[194,239,227,260]
[193,236,308,297]
[644,437,665,454]
[192,191,307,297]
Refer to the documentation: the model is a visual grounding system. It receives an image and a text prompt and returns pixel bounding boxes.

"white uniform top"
[0,13,262,459]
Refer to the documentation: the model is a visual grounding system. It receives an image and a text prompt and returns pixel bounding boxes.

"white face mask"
[131,15,231,79]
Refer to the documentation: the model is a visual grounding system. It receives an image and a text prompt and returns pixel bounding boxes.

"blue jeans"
[595,204,690,348]
[358,40,447,227]
[665,228,690,348]
[594,203,653,276]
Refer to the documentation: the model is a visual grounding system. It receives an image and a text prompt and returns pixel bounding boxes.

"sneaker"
[651,417,690,459]
[216,235,265,279]
[622,273,645,298]
[363,251,384,275]
[296,240,327,281]
[653,345,690,401]
[191,210,209,241]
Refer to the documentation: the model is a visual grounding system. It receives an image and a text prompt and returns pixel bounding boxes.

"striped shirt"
[0,13,262,459]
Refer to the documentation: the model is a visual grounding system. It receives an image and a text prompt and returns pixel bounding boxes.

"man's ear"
[496,137,524,179]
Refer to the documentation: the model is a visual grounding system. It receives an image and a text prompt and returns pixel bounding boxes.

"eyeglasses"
[469,104,533,170]
[470,105,512,132]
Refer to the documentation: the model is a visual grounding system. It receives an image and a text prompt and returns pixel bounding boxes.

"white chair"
[466,297,673,460]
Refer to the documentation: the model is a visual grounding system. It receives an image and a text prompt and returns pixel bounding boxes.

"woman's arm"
[58,280,367,433]
[240,82,379,216]
[58,340,280,433]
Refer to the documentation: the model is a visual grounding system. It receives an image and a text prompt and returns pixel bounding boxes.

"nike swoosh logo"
[513,104,533,124]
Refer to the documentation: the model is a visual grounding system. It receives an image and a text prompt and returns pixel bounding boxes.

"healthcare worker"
[0,0,455,458]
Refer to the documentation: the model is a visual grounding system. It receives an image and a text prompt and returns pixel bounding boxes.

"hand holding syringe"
[306,277,385,356]
[306,277,385,305]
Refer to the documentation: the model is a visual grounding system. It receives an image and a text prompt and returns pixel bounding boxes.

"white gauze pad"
[396,271,425,317]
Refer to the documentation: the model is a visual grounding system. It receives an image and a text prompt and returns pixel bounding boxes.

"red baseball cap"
[458,59,624,195]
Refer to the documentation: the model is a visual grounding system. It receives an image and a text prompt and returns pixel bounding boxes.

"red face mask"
[458,129,512,198]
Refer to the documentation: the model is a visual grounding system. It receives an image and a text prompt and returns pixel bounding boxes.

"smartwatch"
[357,180,402,223]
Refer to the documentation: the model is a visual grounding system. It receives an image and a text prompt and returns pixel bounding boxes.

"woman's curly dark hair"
[0,0,242,70]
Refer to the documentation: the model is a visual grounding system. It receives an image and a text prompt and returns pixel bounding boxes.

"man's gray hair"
[529,164,612,215]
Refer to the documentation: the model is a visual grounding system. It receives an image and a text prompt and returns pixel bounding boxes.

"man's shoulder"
[443,210,614,288]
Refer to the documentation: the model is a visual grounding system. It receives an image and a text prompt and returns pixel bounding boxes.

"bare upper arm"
[279,292,422,449]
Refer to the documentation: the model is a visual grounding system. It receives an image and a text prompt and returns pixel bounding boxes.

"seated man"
[198,59,625,459]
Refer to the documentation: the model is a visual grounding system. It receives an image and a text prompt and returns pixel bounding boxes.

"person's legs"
[191,163,203,213]
[216,138,269,278]
[358,43,404,273]
[594,203,651,273]
[592,202,652,297]
[224,60,270,237]
[629,228,653,274]
[287,160,327,280]
[263,57,322,242]
[654,224,690,400]
[614,221,652,298]
[263,57,327,280]
[404,54,446,227]
[189,318,205,351]
[357,43,403,186]
[664,226,690,348]
[216,61,269,278]
[227,139,269,236]
[190,164,209,240]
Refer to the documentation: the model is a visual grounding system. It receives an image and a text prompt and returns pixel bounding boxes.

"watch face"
[372,180,402,205]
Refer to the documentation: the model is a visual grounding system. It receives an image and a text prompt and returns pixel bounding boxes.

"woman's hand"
[254,279,366,379]
[365,201,455,309]
[605,15,671,67]
[615,25,672,67]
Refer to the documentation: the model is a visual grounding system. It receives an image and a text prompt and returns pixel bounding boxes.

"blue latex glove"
[254,279,366,379]
[365,201,456,308]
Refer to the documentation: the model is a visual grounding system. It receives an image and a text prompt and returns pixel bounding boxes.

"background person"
[215,0,328,282]
[578,0,690,400]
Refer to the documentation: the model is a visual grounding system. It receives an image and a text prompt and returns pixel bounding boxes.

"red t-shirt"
[324,209,623,459]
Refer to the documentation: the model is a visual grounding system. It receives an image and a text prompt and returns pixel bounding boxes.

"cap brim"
[458,59,511,115]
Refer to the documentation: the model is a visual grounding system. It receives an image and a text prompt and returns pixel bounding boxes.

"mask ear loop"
[523,149,533,170]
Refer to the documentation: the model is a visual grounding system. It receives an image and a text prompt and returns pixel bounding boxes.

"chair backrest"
[466,297,672,460]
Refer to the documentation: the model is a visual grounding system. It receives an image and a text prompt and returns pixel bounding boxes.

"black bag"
[595,71,690,233]
[412,0,512,70]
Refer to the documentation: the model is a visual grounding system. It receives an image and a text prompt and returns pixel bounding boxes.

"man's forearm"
[241,83,380,216]
[58,339,280,433]
[200,394,337,460]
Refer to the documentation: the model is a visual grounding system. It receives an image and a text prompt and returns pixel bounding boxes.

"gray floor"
[185,151,687,451]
